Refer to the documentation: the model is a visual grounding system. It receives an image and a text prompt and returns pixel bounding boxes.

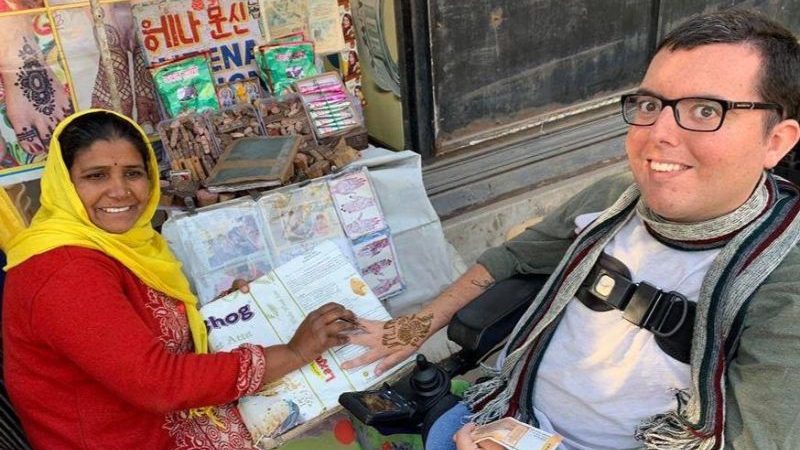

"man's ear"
[765,119,800,169]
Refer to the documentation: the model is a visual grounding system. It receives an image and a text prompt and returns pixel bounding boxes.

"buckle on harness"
[576,253,695,363]
[587,267,636,310]
[624,283,689,337]
[585,264,690,338]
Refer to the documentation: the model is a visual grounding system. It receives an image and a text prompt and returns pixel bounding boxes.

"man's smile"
[648,159,691,173]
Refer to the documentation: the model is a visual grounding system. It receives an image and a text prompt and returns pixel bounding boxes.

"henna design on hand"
[15,126,44,154]
[14,38,56,117]
[92,23,134,115]
[133,44,160,127]
[15,127,38,143]
[382,313,433,349]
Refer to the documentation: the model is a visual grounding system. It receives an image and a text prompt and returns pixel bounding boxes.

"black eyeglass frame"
[620,93,784,132]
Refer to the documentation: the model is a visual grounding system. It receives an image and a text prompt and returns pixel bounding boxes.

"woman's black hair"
[59,112,150,170]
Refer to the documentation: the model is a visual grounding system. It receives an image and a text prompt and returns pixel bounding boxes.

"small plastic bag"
[150,54,220,118]
[255,42,318,95]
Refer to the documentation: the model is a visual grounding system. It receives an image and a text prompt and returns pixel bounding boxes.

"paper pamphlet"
[200,240,406,445]
[307,0,346,54]
[257,0,345,55]
[471,417,562,450]
[258,0,309,41]
[351,230,402,298]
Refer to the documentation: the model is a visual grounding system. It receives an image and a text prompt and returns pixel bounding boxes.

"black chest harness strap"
[575,253,695,364]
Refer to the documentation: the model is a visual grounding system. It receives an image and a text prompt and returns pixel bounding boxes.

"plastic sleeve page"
[307,0,346,55]
[328,168,387,240]
[272,240,397,390]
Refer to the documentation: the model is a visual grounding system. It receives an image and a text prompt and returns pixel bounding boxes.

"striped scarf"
[463,172,800,449]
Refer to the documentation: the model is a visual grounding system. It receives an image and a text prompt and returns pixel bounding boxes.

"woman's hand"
[454,423,504,450]
[287,302,358,363]
[341,312,434,376]
[214,278,250,299]
[260,303,358,384]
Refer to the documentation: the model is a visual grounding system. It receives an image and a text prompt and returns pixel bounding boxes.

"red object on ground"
[334,418,356,445]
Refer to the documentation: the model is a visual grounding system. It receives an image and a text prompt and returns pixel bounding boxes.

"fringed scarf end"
[635,411,715,450]
[462,376,505,406]
[465,382,514,425]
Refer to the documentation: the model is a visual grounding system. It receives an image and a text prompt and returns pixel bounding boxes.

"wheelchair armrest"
[447,274,549,358]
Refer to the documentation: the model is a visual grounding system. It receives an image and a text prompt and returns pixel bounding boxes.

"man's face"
[625,43,788,222]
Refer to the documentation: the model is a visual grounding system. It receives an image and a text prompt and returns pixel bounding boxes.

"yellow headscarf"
[4,109,208,353]
[0,187,27,252]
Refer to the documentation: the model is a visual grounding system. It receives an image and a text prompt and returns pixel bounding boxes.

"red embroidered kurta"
[2,246,266,449]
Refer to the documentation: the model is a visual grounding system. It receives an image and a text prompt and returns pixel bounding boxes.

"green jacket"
[477,172,800,450]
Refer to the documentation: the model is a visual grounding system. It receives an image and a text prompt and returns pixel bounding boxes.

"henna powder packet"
[151,54,220,118]
[255,42,317,95]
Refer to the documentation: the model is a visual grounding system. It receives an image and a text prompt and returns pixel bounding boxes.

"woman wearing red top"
[2,109,358,449]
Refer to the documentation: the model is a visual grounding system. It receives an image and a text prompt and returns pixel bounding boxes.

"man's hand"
[341,313,434,376]
[454,423,504,450]
[287,302,359,363]
[342,264,495,376]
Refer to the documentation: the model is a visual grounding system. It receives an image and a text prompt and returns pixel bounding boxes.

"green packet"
[255,42,317,95]
[150,55,220,118]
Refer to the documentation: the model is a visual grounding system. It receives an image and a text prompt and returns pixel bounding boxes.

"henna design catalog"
[14,37,56,117]
[382,313,433,349]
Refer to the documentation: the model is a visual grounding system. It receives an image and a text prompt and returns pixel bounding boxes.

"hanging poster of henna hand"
[4,35,73,156]
[89,3,159,133]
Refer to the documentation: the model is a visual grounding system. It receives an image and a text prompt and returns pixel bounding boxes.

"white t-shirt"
[531,213,720,450]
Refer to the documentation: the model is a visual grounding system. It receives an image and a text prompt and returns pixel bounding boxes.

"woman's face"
[68,138,150,234]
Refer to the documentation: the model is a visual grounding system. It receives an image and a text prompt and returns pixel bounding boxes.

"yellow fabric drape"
[0,187,27,252]
[4,109,208,354]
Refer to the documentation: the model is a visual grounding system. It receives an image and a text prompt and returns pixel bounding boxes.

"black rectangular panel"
[429,0,655,154]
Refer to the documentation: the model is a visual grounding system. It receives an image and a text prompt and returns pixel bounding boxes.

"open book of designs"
[200,241,408,448]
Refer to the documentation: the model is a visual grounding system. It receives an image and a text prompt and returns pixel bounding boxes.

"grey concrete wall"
[442,161,629,265]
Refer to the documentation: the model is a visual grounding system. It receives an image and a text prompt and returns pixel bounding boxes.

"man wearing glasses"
[348,9,800,450]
